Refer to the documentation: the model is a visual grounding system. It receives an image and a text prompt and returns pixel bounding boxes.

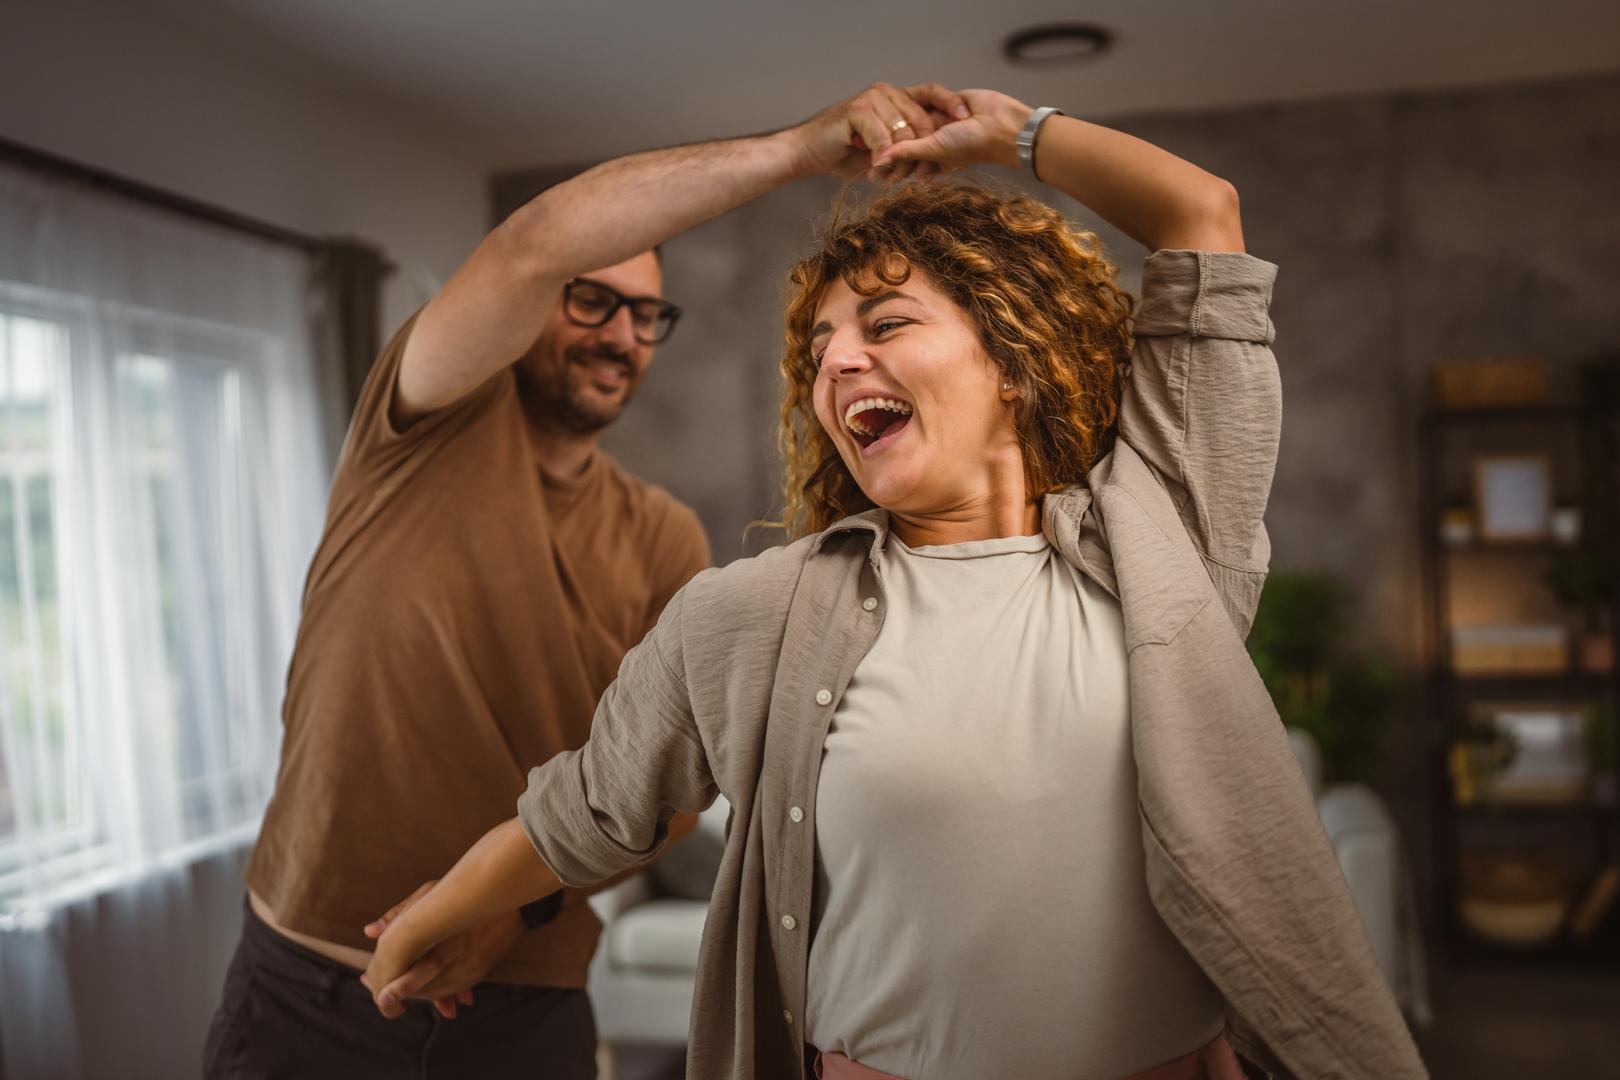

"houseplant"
[1245,572,1401,784]
[1545,547,1617,672]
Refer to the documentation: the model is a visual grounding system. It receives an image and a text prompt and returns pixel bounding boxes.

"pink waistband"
[812,1029,1245,1080]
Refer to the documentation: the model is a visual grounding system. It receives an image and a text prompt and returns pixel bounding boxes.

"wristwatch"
[1016,106,1065,182]
[519,890,564,929]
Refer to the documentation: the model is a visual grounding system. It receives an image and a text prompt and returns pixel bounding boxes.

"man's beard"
[525,343,638,434]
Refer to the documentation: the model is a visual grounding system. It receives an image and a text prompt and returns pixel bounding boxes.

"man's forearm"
[395,130,809,420]
[508,130,810,284]
[397,82,960,421]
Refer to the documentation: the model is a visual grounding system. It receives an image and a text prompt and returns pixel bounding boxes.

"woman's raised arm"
[875,89,1244,254]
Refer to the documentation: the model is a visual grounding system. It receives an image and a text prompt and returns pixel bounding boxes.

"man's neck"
[524,411,600,479]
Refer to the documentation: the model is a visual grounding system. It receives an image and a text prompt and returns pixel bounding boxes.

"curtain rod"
[0,133,325,255]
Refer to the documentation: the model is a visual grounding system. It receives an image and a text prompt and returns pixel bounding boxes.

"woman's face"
[809,267,1022,519]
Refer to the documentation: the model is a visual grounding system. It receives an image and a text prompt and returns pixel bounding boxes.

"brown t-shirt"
[245,314,711,987]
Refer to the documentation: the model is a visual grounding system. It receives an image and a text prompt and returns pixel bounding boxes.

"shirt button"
[783,1009,794,1025]
[815,689,832,706]
[789,806,804,823]
[781,914,797,931]
[862,597,878,611]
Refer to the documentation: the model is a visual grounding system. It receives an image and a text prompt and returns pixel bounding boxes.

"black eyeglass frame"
[562,277,683,345]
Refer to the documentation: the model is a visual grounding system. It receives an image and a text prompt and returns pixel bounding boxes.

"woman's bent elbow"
[1196,180,1245,252]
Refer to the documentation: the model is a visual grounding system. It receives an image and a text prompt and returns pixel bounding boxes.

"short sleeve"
[333,311,515,489]
[640,498,712,635]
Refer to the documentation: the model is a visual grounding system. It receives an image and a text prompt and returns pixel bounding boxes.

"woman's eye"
[872,318,907,336]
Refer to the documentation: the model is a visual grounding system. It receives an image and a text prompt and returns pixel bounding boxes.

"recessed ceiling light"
[1003,23,1113,65]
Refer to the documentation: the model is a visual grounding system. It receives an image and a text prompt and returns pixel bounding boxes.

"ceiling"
[148,0,1620,171]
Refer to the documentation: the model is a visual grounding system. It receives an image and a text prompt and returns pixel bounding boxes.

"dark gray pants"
[204,897,596,1079]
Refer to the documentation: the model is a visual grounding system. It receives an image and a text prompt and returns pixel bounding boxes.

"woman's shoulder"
[674,532,823,631]
[670,514,885,659]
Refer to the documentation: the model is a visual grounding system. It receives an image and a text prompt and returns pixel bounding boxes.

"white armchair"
[588,796,730,1077]
[1287,728,1433,1026]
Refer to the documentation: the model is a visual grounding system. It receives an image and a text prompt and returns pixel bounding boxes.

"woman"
[361,85,1426,1079]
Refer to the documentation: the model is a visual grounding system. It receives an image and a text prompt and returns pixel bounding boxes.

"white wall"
[0,0,487,333]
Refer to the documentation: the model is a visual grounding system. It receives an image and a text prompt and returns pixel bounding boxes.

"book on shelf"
[1450,625,1568,676]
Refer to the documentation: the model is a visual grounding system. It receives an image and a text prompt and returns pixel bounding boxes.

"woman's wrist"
[988,99,1035,171]
[390,881,475,961]
[380,905,437,963]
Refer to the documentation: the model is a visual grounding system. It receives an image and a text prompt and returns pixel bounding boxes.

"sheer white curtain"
[0,163,327,1075]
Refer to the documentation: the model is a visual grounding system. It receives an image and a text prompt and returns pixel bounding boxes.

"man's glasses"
[563,278,682,345]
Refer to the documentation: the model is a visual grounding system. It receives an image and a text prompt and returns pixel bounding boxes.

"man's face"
[517,250,664,433]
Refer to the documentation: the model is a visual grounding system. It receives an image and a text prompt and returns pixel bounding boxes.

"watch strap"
[519,890,564,930]
[1015,106,1065,181]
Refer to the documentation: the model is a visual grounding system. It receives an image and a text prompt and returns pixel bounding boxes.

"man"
[204,234,709,1075]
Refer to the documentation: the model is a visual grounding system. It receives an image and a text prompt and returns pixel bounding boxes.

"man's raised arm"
[392,82,969,425]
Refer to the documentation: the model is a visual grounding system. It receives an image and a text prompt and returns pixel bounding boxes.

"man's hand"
[871,88,1034,175]
[786,82,972,182]
[361,880,523,1020]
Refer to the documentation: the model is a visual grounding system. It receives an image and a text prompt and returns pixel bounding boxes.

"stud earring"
[1002,382,1013,391]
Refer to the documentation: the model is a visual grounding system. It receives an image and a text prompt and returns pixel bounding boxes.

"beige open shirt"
[518,250,1428,1079]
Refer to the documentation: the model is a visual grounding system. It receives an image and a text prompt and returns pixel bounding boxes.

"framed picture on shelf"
[1473,454,1553,540]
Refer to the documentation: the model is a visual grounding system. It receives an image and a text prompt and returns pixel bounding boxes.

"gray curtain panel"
[312,237,391,466]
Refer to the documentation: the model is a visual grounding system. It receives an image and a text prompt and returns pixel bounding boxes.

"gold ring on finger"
[890,118,910,133]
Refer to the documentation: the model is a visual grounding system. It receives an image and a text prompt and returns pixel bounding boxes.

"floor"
[605,961,1620,1079]
[1413,961,1620,1079]
[610,1045,685,1080]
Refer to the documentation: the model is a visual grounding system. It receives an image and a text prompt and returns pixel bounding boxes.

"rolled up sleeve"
[516,589,718,888]
[1118,249,1282,636]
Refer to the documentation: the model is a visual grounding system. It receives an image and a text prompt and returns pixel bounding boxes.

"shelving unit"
[1418,399,1620,963]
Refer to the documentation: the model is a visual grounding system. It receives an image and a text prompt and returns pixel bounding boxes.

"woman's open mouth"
[844,395,914,457]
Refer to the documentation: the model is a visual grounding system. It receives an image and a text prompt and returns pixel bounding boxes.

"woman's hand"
[785,82,972,182]
[361,880,522,1020]
[871,88,1034,175]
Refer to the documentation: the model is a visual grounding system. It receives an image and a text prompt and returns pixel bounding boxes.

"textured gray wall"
[1113,72,1620,924]
[495,71,1620,926]
[495,73,1620,677]
[545,73,1620,652]
[1121,74,1620,668]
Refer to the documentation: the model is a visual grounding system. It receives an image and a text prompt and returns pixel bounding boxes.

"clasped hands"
[359,879,521,1021]
[789,81,1037,183]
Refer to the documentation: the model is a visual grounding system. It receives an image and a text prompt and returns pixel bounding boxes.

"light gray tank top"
[805,532,1224,1080]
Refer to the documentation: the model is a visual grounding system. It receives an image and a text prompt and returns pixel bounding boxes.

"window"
[0,308,81,879]
[0,167,327,911]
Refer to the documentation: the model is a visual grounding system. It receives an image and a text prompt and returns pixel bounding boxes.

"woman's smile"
[842,393,915,456]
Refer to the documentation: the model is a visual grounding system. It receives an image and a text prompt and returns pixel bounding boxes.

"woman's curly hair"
[776,181,1135,537]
